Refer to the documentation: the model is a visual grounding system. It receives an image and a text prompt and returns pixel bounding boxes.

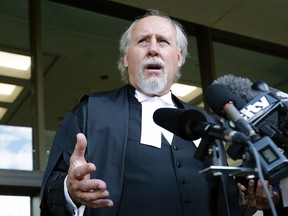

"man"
[40,9,241,215]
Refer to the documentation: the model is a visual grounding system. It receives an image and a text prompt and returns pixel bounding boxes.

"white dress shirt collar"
[135,90,175,106]
[135,90,176,148]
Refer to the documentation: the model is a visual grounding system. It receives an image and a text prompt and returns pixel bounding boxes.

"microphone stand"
[199,137,258,178]
[198,137,279,216]
[195,137,237,216]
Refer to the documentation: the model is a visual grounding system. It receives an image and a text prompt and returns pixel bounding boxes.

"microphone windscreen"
[153,108,207,140]
[205,83,243,116]
[213,74,261,105]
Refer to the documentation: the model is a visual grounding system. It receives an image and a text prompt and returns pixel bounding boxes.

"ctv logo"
[240,96,270,121]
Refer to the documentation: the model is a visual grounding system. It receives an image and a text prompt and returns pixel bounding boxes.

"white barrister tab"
[136,90,175,148]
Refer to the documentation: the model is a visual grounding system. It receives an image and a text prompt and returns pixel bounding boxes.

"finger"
[84,198,114,209]
[77,178,108,192]
[255,180,271,209]
[67,169,96,192]
[70,187,114,209]
[246,180,256,207]
[237,183,246,195]
[237,183,248,206]
[67,176,107,204]
[70,133,88,168]
[72,163,96,180]
[255,180,263,196]
[247,179,255,197]
[259,181,271,199]
[267,182,274,197]
[255,180,263,204]
[81,188,110,200]
[272,191,281,205]
[73,182,114,208]
[74,133,88,159]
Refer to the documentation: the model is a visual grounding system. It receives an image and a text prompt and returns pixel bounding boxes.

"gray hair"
[117,9,189,83]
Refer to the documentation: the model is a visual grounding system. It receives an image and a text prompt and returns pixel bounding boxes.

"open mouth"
[145,64,163,71]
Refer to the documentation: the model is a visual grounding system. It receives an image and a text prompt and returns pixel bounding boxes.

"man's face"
[124,16,183,96]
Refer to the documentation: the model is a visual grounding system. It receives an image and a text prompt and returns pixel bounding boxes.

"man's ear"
[124,55,128,67]
[177,53,183,67]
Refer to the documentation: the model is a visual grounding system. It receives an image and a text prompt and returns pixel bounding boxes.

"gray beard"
[138,57,168,95]
[139,73,168,95]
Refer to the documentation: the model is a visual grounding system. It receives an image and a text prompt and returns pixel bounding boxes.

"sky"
[0,124,32,215]
[0,124,32,170]
[0,196,30,216]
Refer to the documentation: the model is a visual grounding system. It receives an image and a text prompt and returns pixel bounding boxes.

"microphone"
[252,79,288,106]
[205,82,288,183]
[213,74,288,148]
[252,80,288,207]
[252,79,288,138]
[153,108,247,143]
[153,108,248,161]
[251,80,270,92]
[213,74,261,107]
[205,83,258,140]
[213,74,288,127]
[153,108,204,141]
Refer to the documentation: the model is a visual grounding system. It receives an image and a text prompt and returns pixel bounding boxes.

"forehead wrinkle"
[133,17,176,36]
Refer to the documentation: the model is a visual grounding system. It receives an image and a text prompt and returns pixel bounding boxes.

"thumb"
[70,133,88,168]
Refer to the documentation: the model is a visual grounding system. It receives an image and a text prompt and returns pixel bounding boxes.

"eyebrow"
[137,33,173,40]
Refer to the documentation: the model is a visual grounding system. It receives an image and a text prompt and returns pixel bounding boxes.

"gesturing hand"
[66,133,114,208]
[237,179,280,210]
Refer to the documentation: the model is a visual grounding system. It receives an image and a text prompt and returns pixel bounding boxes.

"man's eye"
[159,40,169,45]
[139,39,148,44]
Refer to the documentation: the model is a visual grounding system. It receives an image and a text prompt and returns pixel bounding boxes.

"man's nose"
[147,40,159,56]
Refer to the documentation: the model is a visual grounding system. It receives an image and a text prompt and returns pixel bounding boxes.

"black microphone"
[153,108,248,161]
[213,74,288,126]
[213,75,286,121]
[252,79,288,137]
[205,83,258,140]
[251,80,270,92]
[252,79,288,106]
[153,108,205,141]
[213,74,288,147]
[205,83,260,160]
[205,82,288,183]
[153,108,248,143]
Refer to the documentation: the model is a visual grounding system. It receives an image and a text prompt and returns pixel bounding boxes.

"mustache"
[141,57,166,69]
